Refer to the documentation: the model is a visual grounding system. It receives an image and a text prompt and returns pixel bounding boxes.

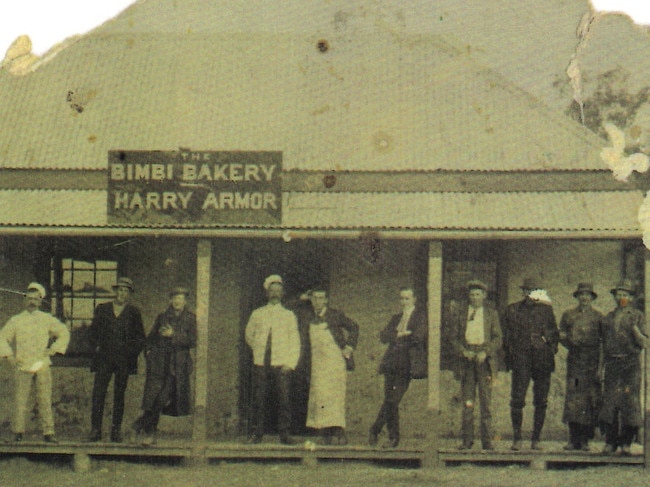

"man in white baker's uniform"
[0,282,69,443]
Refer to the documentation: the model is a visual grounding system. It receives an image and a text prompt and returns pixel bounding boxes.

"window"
[50,257,118,360]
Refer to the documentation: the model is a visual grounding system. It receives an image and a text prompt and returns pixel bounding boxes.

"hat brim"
[611,287,634,295]
[112,284,133,291]
[573,290,597,299]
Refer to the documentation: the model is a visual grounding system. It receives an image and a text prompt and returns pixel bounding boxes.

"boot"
[510,408,523,450]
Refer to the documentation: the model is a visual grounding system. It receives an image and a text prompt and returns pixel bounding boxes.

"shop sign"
[107,150,282,225]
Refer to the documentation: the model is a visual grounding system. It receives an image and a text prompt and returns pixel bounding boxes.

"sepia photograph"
[1,1,650,485]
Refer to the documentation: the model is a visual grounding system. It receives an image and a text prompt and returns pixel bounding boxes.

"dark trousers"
[604,410,638,447]
[370,373,411,441]
[91,362,130,433]
[250,365,292,438]
[510,361,551,441]
[460,359,492,446]
[568,422,593,447]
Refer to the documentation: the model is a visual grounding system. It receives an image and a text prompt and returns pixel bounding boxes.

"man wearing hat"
[599,279,647,455]
[559,283,603,451]
[0,282,69,443]
[501,278,559,451]
[133,286,196,446]
[245,275,300,444]
[450,279,502,450]
[88,277,145,442]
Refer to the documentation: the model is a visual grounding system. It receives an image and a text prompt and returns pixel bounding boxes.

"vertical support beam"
[193,239,211,447]
[641,249,650,471]
[423,240,443,468]
[427,241,443,410]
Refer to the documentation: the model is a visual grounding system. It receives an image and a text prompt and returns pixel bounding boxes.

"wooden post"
[192,239,211,456]
[423,241,443,468]
[641,249,650,472]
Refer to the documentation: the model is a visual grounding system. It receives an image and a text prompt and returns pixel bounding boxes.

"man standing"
[300,287,359,445]
[88,277,145,442]
[599,279,647,455]
[369,287,428,449]
[134,287,197,446]
[501,278,559,451]
[559,283,603,452]
[245,275,300,444]
[451,280,502,451]
[0,282,69,443]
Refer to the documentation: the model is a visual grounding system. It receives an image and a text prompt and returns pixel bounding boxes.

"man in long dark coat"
[133,287,197,446]
[450,279,502,451]
[501,278,559,451]
[559,282,603,452]
[88,277,145,442]
[368,287,428,449]
[599,279,647,456]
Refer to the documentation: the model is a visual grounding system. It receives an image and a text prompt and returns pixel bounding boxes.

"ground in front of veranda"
[1,457,649,487]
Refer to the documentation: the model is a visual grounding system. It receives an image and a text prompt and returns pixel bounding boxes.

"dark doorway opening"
[238,239,332,437]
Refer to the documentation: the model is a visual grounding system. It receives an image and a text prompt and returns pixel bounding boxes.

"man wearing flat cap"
[245,275,300,444]
[599,279,647,456]
[501,278,559,451]
[88,277,145,442]
[559,283,603,452]
[450,280,502,450]
[133,286,196,446]
[0,283,69,443]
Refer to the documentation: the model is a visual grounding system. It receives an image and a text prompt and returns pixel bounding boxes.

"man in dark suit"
[501,278,559,451]
[369,287,428,449]
[87,277,146,442]
[451,279,502,451]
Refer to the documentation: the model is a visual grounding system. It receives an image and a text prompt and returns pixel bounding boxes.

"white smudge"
[601,122,649,181]
[529,289,552,304]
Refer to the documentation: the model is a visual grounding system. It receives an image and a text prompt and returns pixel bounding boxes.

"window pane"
[73,271,96,293]
[72,299,95,320]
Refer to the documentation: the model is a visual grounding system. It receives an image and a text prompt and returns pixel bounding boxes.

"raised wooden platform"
[0,438,645,471]
[438,441,644,469]
[0,438,425,471]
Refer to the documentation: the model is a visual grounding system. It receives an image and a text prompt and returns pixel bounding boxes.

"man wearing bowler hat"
[559,283,603,451]
[599,279,647,455]
[245,275,300,444]
[501,278,559,451]
[88,277,146,442]
[134,286,196,446]
[451,279,502,450]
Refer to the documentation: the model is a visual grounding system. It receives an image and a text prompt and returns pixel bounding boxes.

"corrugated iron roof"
[0,8,605,172]
[0,189,642,233]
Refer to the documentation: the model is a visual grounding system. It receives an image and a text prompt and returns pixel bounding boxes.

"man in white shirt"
[245,275,300,444]
[0,283,69,443]
[450,280,502,451]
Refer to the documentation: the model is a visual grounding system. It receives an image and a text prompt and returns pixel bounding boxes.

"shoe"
[246,435,262,444]
[581,442,591,452]
[335,430,348,446]
[510,440,522,451]
[458,442,473,451]
[13,433,23,442]
[43,435,58,444]
[87,430,102,442]
[382,438,399,449]
[531,441,542,450]
[620,445,631,456]
[110,430,123,443]
[602,444,616,455]
[131,417,143,435]
[368,431,379,447]
[141,434,156,447]
[280,435,296,445]
[482,443,494,451]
